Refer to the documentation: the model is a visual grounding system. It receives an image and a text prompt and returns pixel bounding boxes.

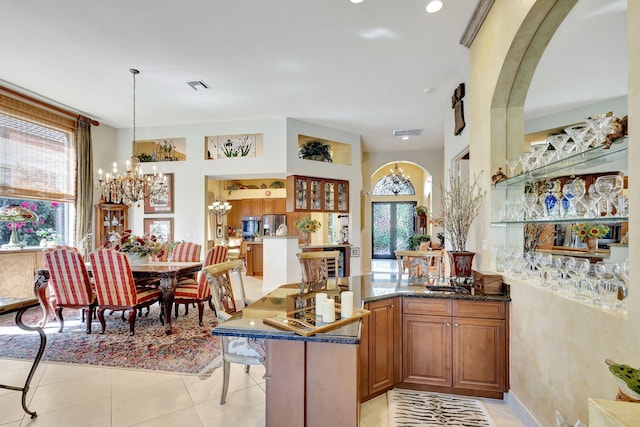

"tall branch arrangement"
[439,174,486,252]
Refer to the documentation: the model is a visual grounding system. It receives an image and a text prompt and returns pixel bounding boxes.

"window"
[0,94,77,247]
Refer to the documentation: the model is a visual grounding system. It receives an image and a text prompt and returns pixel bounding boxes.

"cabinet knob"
[454,323,459,327]
[446,322,451,326]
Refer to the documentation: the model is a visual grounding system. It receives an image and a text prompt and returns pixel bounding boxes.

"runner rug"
[0,304,222,377]
[387,388,496,427]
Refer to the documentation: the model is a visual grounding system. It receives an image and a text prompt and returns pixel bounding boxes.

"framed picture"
[144,173,174,214]
[144,217,174,243]
[135,137,186,162]
[216,225,223,238]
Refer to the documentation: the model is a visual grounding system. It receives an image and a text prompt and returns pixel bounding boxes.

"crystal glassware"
[564,123,593,152]
[506,158,519,177]
[595,175,624,216]
[585,113,615,146]
[547,134,570,160]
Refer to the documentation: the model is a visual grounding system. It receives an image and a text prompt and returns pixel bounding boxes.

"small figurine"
[491,167,507,185]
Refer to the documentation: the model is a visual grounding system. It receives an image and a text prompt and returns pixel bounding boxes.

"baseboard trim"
[504,391,541,427]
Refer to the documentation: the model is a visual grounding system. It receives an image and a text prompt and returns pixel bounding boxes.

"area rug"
[0,304,222,377]
[387,388,496,427]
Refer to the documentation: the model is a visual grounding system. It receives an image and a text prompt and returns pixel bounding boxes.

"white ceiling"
[0,0,627,154]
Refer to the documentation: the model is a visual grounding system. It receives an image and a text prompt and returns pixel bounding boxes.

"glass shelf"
[497,137,628,187]
[492,216,627,225]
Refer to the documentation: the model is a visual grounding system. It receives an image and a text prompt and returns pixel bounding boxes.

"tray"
[263,303,370,336]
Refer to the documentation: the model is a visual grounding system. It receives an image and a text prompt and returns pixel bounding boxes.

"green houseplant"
[410,234,430,250]
[298,141,333,163]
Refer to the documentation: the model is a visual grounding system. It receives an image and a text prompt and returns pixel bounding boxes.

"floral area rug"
[387,388,496,427]
[0,304,222,377]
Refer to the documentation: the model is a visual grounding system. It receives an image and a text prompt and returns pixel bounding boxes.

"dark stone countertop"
[211,274,510,344]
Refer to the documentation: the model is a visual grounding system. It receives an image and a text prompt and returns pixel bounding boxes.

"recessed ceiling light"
[426,0,443,13]
[423,88,435,94]
[350,0,364,3]
[187,80,211,91]
[401,136,410,141]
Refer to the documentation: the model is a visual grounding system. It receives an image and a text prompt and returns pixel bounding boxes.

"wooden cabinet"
[246,243,264,276]
[286,175,349,213]
[402,298,508,397]
[360,297,401,402]
[95,203,128,246]
[240,198,264,217]
[0,249,45,298]
[227,200,243,228]
[262,198,286,214]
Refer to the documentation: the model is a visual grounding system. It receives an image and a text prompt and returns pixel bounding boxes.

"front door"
[372,202,416,259]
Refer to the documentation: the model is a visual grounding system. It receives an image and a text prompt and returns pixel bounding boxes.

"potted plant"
[439,173,486,278]
[410,234,431,250]
[294,216,321,245]
[298,141,333,163]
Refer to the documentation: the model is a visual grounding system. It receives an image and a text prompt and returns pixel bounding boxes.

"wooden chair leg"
[128,308,136,336]
[221,360,231,404]
[55,307,64,333]
[98,307,107,334]
[245,365,250,374]
[197,301,205,326]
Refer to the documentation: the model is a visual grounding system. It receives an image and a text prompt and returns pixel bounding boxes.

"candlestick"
[315,293,327,317]
[340,291,354,318]
[322,298,335,323]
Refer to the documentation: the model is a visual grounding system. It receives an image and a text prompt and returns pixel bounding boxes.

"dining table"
[35,261,203,335]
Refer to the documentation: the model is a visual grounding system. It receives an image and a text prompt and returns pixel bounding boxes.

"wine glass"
[524,192,539,219]
[547,134,570,159]
[506,158,519,177]
[585,113,615,146]
[518,151,534,173]
[564,123,593,152]
[595,175,624,216]
[587,184,603,217]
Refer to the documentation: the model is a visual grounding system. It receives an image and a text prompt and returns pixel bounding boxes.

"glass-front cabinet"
[95,203,128,247]
[286,175,349,213]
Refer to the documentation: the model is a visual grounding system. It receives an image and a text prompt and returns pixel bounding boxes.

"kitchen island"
[212,274,511,426]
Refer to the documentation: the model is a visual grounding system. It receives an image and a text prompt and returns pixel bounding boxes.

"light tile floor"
[0,264,523,426]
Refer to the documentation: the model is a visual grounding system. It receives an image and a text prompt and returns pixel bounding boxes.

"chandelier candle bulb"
[340,291,354,318]
[322,298,335,323]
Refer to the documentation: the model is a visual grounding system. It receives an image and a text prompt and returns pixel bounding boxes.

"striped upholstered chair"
[171,241,202,263]
[89,248,164,336]
[43,246,97,334]
[173,245,227,324]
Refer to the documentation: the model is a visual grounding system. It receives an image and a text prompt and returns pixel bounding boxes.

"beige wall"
[469,1,638,426]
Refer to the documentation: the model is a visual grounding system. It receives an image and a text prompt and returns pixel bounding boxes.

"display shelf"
[497,137,628,188]
[492,216,627,225]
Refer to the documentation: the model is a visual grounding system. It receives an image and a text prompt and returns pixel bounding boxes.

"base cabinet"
[360,297,401,402]
[401,298,508,397]
[246,243,263,276]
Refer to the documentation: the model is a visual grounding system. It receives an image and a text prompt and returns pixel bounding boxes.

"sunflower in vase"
[572,222,610,240]
[294,217,321,245]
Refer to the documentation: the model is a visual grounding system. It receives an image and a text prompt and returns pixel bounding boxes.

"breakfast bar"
[211,274,511,427]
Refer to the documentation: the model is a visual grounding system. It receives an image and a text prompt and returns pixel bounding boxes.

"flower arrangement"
[112,230,163,256]
[439,174,486,252]
[295,217,321,233]
[36,227,62,242]
[572,222,610,239]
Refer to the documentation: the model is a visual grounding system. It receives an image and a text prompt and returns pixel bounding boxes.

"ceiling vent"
[393,129,422,138]
[187,80,211,91]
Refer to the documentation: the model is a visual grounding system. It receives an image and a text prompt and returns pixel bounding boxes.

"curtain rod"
[0,85,100,127]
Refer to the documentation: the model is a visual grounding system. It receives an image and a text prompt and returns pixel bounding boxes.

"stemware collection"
[495,245,629,314]
[505,113,620,178]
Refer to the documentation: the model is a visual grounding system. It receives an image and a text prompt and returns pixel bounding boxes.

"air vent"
[393,129,422,138]
[187,80,211,91]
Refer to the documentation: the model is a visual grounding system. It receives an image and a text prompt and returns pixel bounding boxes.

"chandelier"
[387,163,413,195]
[96,69,167,206]
[208,196,232,219]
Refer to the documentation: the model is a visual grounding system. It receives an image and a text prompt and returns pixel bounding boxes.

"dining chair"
[226,239,248,267]
[171,241,202,263]
[43,246,97,334]
[173,245,227,324]
[89,248,164,336]
[296,250,341,293]
[204,260,266,404]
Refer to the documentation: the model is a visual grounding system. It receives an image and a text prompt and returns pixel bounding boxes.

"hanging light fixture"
[208,195,232,220]
[96,69,167,206]
[387,163,412,195]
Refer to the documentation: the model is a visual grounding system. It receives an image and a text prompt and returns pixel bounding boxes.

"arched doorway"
[370,162,432,260]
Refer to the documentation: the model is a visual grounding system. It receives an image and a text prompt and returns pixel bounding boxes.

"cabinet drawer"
[403,298,452,316]
[453,301,505,319]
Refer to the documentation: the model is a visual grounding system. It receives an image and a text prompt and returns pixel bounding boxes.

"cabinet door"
[262,198,275,214]
[274,198,286,214]
[361,297,401,401]
[95,204,128,246]
[453,317,506,392]
[324,180,336,211]
[250,199,263,216]
[253,243,264,275]
[403,314,452,386]
[337,181,349,212]
[309,178,323,211]
[227,200,243,228]
[240,199,253,217]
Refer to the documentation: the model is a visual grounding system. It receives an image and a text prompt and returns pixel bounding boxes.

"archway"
[370,162,433,261]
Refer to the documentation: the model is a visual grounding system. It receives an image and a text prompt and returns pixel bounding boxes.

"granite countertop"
[211,274,510,344]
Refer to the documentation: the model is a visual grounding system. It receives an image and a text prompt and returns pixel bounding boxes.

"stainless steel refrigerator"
[262,214,286,236]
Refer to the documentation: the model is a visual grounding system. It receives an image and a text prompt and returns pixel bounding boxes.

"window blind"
[0,94,76,202]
